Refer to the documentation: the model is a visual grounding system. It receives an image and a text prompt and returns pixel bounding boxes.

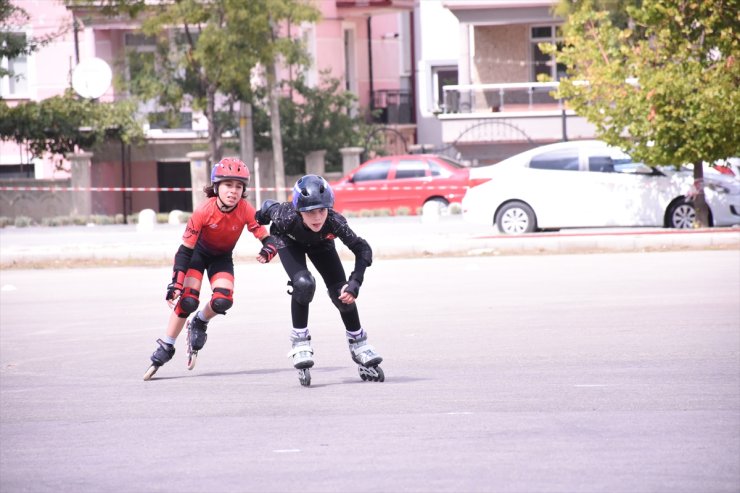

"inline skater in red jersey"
[143,157,278,380]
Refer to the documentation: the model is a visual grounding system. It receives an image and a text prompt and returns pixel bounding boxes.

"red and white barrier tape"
[0,185,469,192]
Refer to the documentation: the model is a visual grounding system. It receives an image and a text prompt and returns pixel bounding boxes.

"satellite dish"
[72,57,112,99]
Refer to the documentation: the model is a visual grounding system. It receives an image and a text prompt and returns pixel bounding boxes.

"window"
[530,25,565,82]
[0,164,34,178]
[429,160,451,177]
[125,32,193,131]
[588,156,615,173]
[529,149,580,171]
[352,161,391,182]
[1,32,29,97]
[395,160,427,179]
[432,65,458,112]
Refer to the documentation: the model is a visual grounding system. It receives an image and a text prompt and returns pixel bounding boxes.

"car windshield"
[352,160,391,182]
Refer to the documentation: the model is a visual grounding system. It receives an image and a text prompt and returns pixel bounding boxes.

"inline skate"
[186,315,209,370]
[348,334,384,382]
[288,335,314,387]
[143,339,175,380]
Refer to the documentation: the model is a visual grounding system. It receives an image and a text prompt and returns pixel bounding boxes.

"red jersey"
[182,197,268,255]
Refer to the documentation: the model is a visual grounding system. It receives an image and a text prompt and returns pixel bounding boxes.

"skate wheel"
[358,365,384,382]
[298,368,311,387]
[187,351,197,370]
[143,365,158,381]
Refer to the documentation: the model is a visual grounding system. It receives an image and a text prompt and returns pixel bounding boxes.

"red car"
[331,154,488,215]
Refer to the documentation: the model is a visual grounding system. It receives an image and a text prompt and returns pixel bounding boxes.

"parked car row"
[325,141,740,234]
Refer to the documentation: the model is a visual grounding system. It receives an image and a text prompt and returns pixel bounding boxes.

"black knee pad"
[176,287,200,318]
[210,287,233,315]
[290,270,316,305]
[327,282,355,313]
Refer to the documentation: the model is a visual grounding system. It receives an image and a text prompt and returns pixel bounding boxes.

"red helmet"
[211,158,250,186]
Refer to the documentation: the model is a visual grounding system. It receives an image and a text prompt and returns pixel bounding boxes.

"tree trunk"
[267,59,287,202]
[692,161,710,228]
[206,87,222,164]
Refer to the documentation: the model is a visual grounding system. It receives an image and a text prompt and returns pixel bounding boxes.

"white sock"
[197,311,209,322]
[346,328,365,340]
[162,335,176,345]
[291,327,309,340]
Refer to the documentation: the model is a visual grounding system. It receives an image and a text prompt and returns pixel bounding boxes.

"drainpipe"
[409,9,416,133]
[73,14,80,64]
[367,16,374,114]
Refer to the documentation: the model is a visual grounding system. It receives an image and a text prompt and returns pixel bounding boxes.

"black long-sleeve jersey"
[261,202,373,282]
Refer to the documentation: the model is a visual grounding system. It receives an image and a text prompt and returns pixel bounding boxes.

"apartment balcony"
[336,0,416,15]
[438,82,597,147]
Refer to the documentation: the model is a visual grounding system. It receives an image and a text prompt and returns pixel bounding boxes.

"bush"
[41,216,74,227]
[448,202,462,215]
[0,217,13,228]
[88,214,115,225]
[395,207,411,216]
[71,215,88,225]
[14,216,34,227]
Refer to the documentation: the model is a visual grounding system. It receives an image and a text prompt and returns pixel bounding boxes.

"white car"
[462,140,740,234]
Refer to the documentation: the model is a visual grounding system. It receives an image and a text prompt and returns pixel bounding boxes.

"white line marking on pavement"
[273,449,302,453]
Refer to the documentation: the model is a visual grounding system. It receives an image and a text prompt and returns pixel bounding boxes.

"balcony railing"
[372,89,413,125]
[442,82,562,114]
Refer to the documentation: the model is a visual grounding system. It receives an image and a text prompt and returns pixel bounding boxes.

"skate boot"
[186,315,209,370]
[348,334,384,382]
[287,336,314,387]
[143,339,176,380]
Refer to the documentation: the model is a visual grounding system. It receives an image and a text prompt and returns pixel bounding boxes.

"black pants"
[277,241,361,332]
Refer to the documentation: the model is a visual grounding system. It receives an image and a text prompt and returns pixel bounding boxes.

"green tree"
[69,0,320,200]
[277,72,374,175]
[545,0,739,226]
[0,91,144,160]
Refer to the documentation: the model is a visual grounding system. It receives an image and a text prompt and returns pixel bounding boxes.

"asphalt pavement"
[1,251,738,492]
[0,213,738,268]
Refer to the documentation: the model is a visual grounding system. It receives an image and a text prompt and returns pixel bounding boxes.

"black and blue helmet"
[292,175,334,212]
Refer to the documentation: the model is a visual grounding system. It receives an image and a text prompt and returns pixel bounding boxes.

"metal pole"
[254,157,261,206]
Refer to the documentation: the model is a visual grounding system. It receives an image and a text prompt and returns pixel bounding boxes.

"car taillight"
[468,177,491,189]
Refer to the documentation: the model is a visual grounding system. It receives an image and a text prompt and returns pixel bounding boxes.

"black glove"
[344,271,363,298]
[344,278,361,298]
[258,236,278,263]
[256,199,279,225]
[166,270,185,301]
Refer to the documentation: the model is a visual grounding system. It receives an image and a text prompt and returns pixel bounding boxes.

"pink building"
[1,0,416,218]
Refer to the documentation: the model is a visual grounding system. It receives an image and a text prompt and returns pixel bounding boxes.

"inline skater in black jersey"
[255,174,384,386]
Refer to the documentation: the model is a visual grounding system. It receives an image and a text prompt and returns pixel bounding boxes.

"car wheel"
[667,199,696,229]
[495,201,536,234]
[423,198,449,214]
